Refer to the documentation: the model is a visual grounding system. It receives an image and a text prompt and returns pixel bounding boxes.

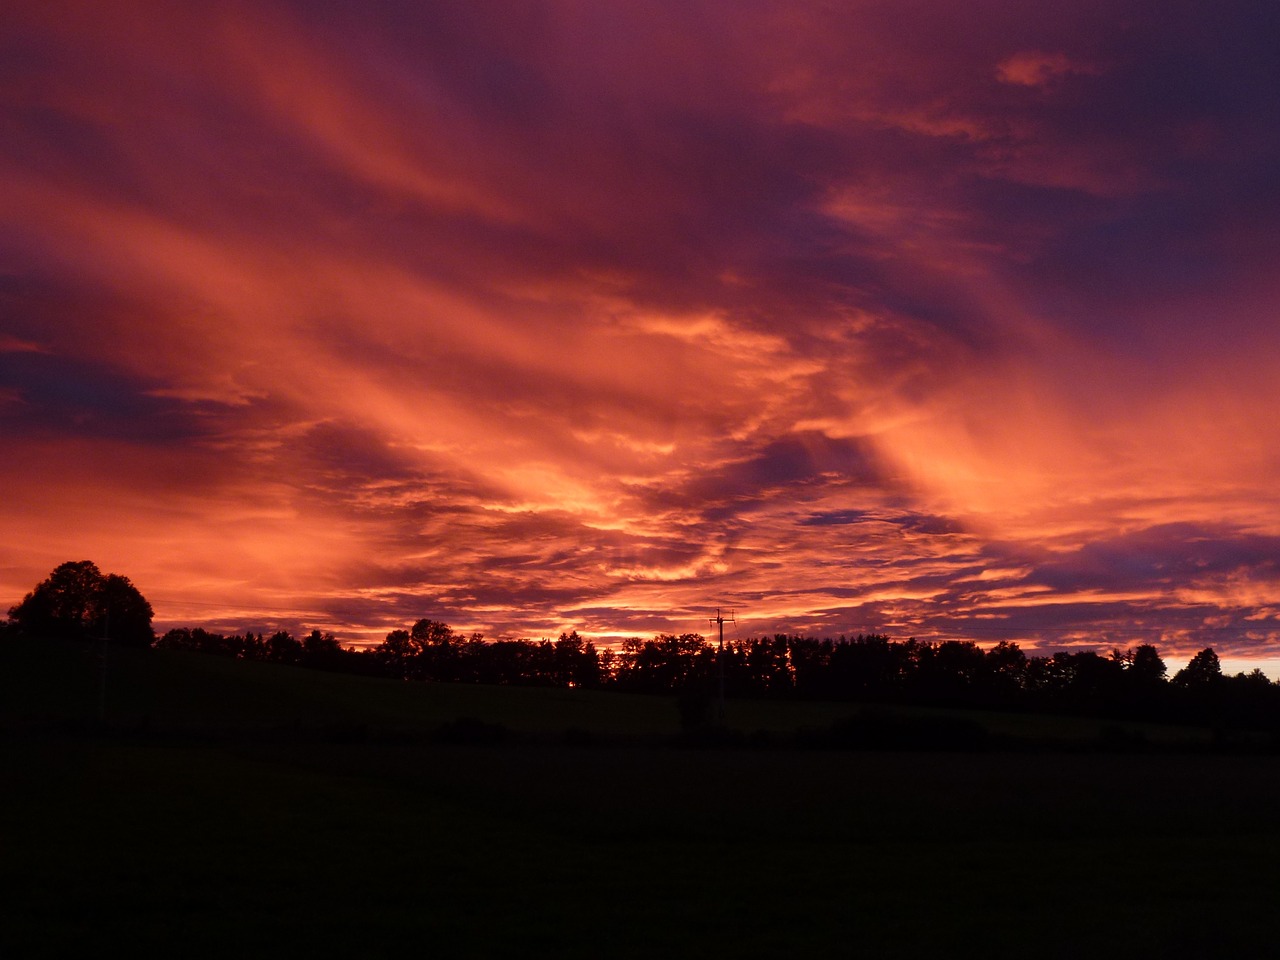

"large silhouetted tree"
[412,618,458,681]
[1174,648,1222,688]
[1129,644,1168,684]
[8,560,153,647]
[95,573,155,647]
[9,560,101,640]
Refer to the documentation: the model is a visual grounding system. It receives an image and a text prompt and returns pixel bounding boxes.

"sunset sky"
[4,2,1279,667]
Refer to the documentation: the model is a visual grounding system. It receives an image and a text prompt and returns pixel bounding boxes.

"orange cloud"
[996,51,1102,88]
[3,1,1279,668]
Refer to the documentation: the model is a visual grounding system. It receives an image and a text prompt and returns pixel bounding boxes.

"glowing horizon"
[4,3,1279,668]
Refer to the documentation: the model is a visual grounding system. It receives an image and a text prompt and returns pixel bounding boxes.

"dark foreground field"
[4,641,1279,958]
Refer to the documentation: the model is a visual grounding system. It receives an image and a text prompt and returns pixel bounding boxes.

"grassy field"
[3,641,1278,957]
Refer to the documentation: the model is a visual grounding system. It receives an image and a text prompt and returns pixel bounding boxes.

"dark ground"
[3,641,1278,957]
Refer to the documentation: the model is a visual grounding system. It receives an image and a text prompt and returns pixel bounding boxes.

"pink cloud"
[996,51,1101,87]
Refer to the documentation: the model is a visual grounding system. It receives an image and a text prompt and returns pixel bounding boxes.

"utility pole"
[98,607,110,725]
[709,608,735,724]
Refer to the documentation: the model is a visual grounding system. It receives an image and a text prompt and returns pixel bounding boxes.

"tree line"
[146,622,1280,728]
[7,560,1279,728]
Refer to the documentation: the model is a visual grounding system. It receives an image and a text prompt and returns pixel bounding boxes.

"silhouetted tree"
[736,635,792,695]
[1217,668,1278,728]
[94,574,154,647]
[552,631,601,687]
[597,646,618,683]
[1129,644,1167,684]
[156,627,192,652]
[411,618,453,645]
[8,560,153,647]
[454,632,488,683]
[913,640,988,704]
[1173,648,1222,688]
[157,627,241,656]
[1109,643,1170,717]
[411,618,458,681]
[265,630,303,665]
[1167,647,1225,724]
[470,638,531,684]
[614,633,709,692]
[238,632,267,660]
[9,560,103,640]
[984,641,1028,705]
[302,629,347,670]
[1069,651,1126,713]
[786,636,830,697]
[825,635,904,701]
[377,628,416,678]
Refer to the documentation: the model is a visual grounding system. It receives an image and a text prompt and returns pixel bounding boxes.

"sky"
[3,1,1280,668]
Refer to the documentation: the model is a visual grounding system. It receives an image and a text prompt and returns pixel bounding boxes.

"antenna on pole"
[709,608,735,724]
